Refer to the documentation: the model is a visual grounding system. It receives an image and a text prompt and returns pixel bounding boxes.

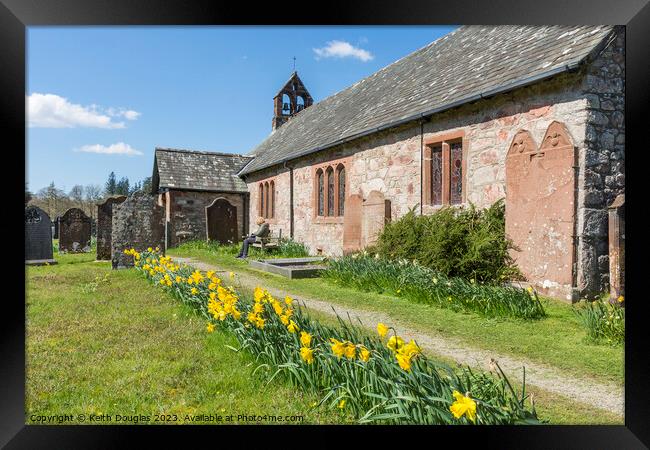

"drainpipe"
[419,118,425,216]
[284,161,294,239]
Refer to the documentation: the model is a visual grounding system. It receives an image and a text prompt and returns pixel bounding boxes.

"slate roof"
[240,25,616,176]
[153,148,253,193]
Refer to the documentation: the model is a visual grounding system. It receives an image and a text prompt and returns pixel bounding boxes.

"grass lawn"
[168,246,624,387]
[26,252,351,425]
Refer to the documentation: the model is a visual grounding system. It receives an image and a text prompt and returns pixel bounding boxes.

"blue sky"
[27,26,457,193]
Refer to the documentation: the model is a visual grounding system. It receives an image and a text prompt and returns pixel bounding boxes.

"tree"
[84,184,103,220]
[141,176,152,194]
[105,172,117,196]
[129,181,142,195]
[116,177,130,196]
[36,182,67,218]
[69,184,85,207]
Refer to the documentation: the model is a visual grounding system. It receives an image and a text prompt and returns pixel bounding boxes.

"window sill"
[313,216,344,224]
[422,203,466,214]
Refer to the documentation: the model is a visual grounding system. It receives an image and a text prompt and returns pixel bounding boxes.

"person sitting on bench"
[237,216,270,259]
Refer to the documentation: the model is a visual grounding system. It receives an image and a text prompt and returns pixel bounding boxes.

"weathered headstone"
[362,190,391,247]
[25,206,57,265]
[343,194,363,254]
[505,123,577,301]
[96,196,127,260]
[111,192,165,269]
[59,208,92,253]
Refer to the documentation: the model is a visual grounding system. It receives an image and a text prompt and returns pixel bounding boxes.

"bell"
[282,102,290,111]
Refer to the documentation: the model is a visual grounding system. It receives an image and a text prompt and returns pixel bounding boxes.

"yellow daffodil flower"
[377,323,389,338]
[338,399,346,409]
[329,338,346,358]
[344,343,356,360]
[191,287,198,295]
[450,391,477,423]
[287,320,298,333]
[359,346,371,362]
[285,296,293,306]
[206,323,214,333]
[300,331,312,347]
[387,335,404,352]
[300,347,314,364]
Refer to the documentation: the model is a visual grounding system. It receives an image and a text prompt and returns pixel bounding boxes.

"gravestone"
[111,192,165,269]
[506,123,576,301]
[342,194,363,254]
[362,191,391,247]
[25,206,57,265]
[96,196,127,260]
[59,208,92,253]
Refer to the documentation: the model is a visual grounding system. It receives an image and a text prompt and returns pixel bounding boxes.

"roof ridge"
[155,147,254,159]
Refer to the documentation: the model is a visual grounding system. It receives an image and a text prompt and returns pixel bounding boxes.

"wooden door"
[206,198,238,244]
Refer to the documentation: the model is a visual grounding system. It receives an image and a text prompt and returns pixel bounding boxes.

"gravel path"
[174,256,624,416]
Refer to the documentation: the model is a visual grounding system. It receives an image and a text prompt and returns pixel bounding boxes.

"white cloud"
[74,142,143,156]
[313,40,374,62]
[27,93,141,128]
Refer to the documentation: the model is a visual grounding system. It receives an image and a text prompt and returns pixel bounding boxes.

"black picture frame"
[5,0,649,447]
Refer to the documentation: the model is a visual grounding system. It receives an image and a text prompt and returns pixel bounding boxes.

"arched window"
[264,182,270,218]
[259,183,264,217]
[337,165,346,216]
[296,95,305,112]
[316,169,324,216]
[326,167,335,216]
[282,94,292,115]
[270,180,275,219]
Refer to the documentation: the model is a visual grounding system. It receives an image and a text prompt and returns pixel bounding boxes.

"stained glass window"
[327,167,335,216]
[264,182,270,218]
[259,183,264,217]
[431,145,443,205]
[337,166,346,216]
[317,170,324,216]
[450,141,463,204]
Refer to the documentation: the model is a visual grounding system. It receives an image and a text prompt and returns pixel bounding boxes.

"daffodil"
[285,296,293,306]
[359,346,371,362]
[377,323,389,338]
[344,343,356,360]
[287,320,298,333]
[191,287,198,295]
[300,347,314,364]
[329,338,346,358]
[387,335,404,352]
[300,331,312,347]
[206,323,215,333]
[450,391,477,423]
[338,399,346,409]
[617,295,624,303]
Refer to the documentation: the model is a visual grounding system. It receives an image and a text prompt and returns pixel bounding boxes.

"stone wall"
[164,190,247,248]
[96,195,126,260]
[578,28,625,296]
[243,28,624,300]
[111,192,165,269]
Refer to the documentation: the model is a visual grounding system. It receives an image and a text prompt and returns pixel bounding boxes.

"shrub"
[376,199,522,283]
[130,248,540,425]
[573,300,625,346]
[324,254,546,320]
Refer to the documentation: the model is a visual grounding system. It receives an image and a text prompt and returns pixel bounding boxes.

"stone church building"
[148,25,623,302]
[234,25,624,301]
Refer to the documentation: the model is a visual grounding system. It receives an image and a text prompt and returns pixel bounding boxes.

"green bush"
[376,199,522,283]
[573,300,625,346]
[324,254,546,320]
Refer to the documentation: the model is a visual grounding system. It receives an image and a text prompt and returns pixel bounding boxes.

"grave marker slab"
[96,196,127,260]
[25,206,57,265]
[59,208,92,253]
